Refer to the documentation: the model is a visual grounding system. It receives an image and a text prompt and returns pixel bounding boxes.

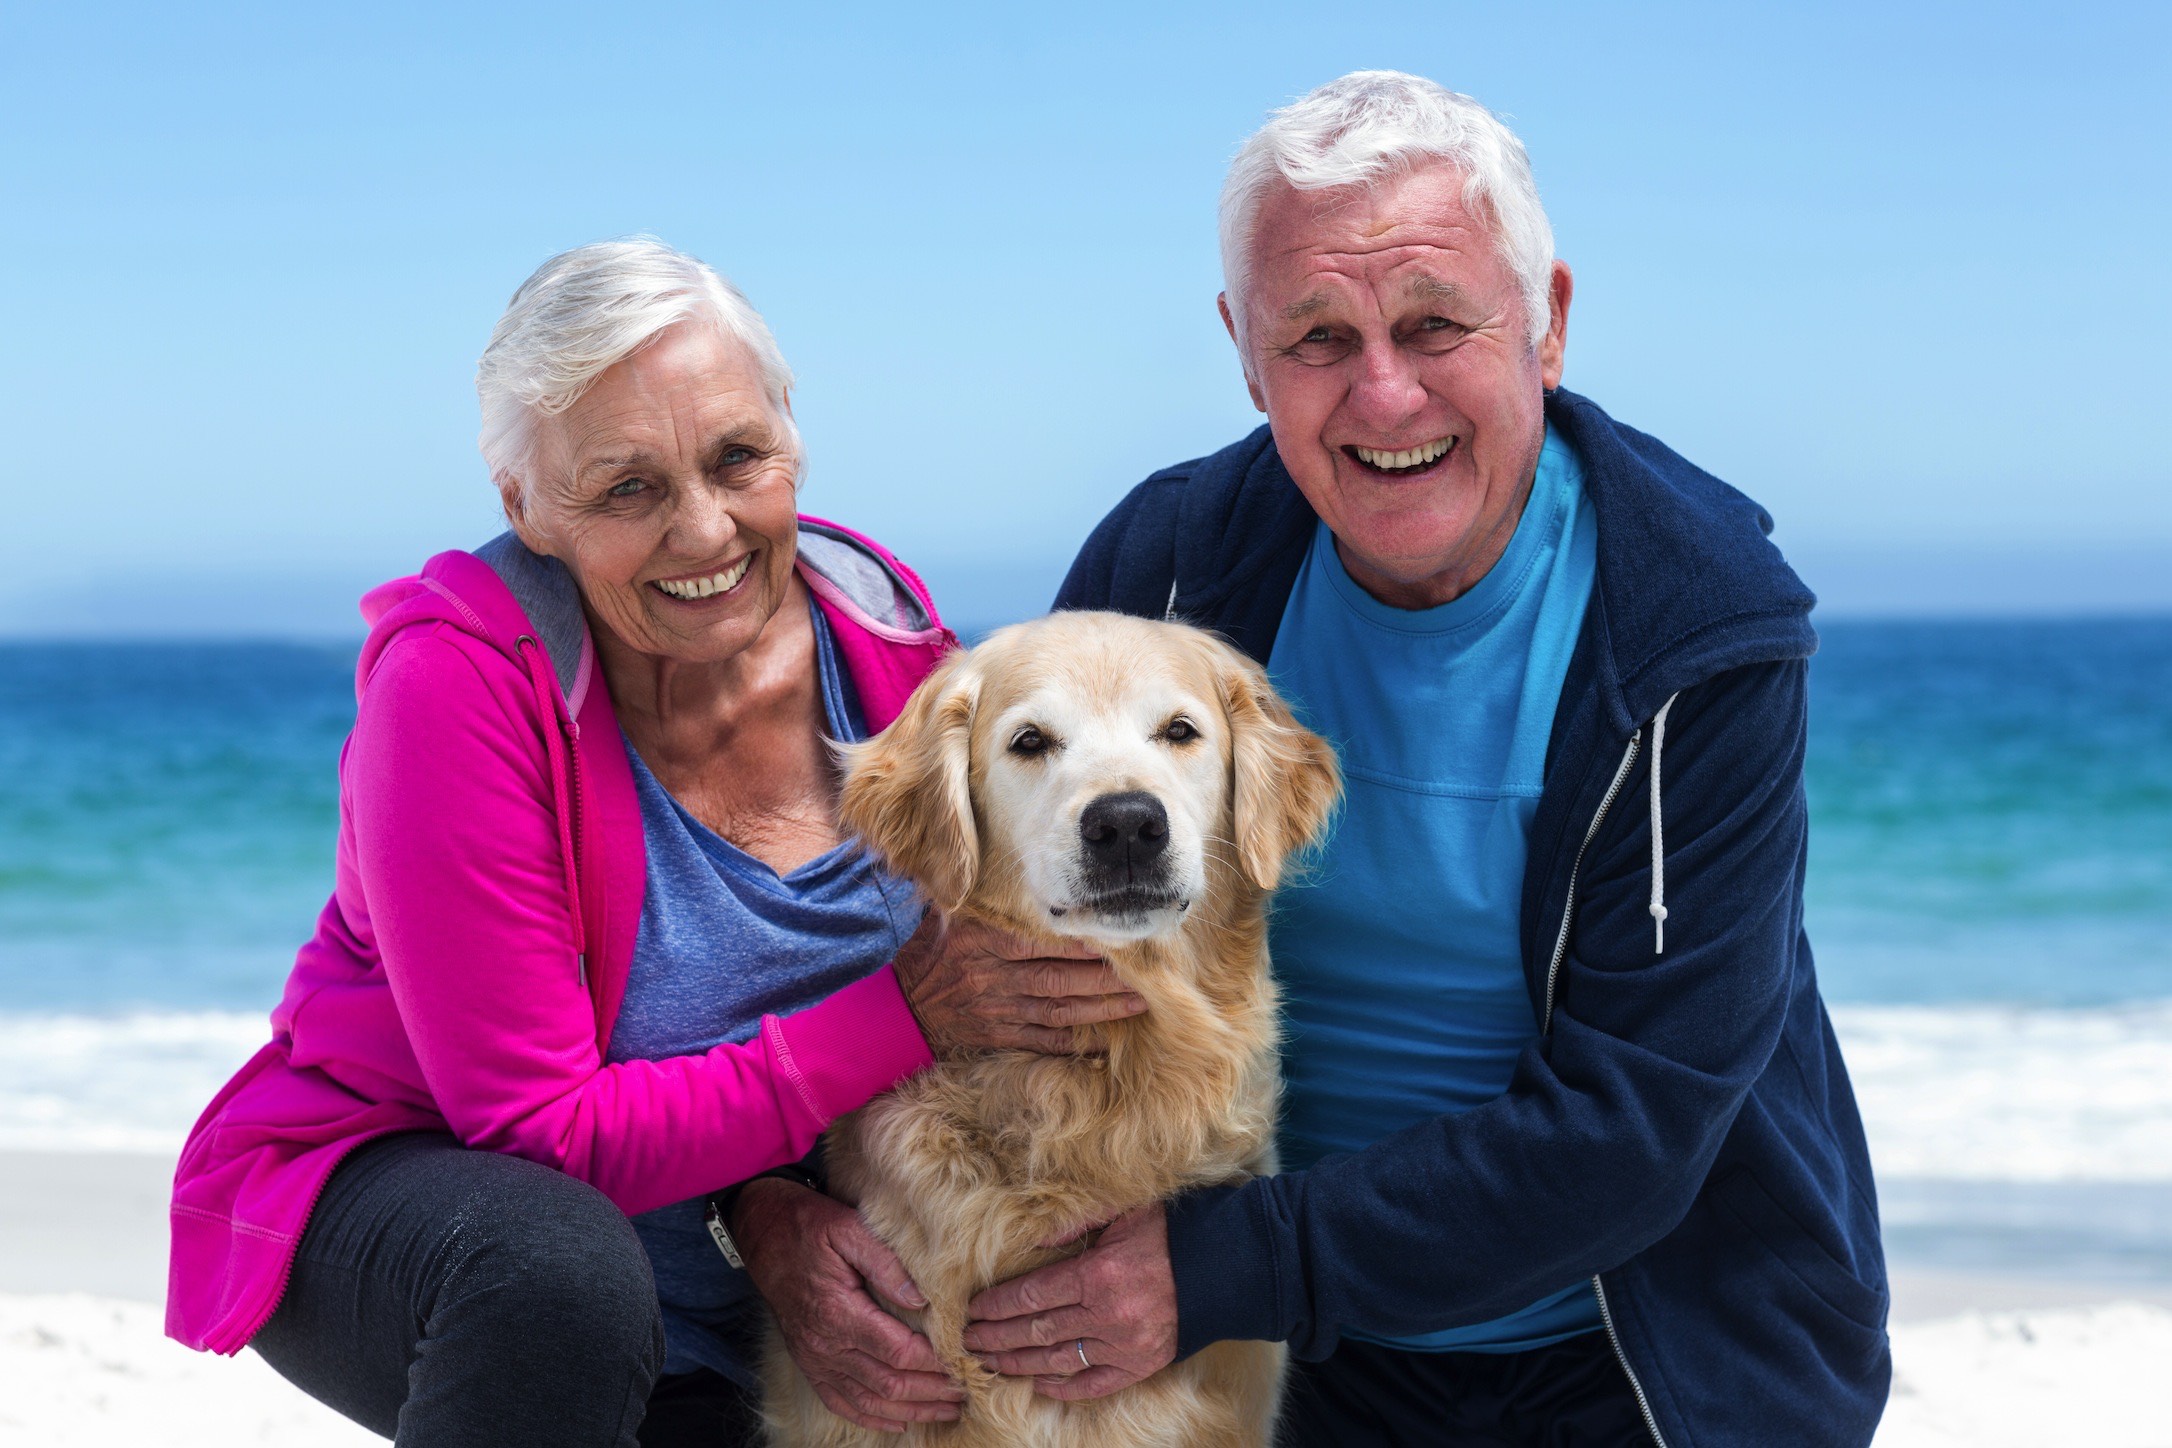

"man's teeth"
[653,556,752,599]
[1353,437,1453,471]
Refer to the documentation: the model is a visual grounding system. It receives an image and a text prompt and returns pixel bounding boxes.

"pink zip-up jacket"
[167,518,955,1356]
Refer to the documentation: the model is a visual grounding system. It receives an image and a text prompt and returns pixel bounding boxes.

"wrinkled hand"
[893,914,1145,1055]
[734,1178,964,1432]
[961,1203,1178,1400]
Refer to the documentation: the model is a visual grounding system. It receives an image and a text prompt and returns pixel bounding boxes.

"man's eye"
[1009,725,1051,757]
[719,446,754,467]
[1161,717,1199,744]
[1302,326,1334,344]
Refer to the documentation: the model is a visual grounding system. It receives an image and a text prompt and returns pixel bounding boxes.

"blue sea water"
[5,619,2166,1015]
[1,618,2168,1279]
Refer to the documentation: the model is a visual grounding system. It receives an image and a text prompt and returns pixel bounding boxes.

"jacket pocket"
[1710,1166,1888,1332]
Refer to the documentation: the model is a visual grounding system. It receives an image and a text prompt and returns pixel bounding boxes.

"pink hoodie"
[166,518,954,1356]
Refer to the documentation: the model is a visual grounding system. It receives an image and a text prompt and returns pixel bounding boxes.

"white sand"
[1876,1302,2172,1447]
[5,1290,2169,1446]
[5,1150,2171,1444]
[0,1294,378,1446]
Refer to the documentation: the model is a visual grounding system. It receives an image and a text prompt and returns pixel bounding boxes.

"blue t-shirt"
[1266,425,1602,1353]
[607,601,924,1385]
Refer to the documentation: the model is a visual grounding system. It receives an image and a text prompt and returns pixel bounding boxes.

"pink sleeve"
[347,627,932,1216]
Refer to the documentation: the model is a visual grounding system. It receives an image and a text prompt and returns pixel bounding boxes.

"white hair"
[1218,71,1556,351]
[476,236,796,491]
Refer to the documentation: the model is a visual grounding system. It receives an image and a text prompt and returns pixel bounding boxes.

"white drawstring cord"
[1648,694,1678,955]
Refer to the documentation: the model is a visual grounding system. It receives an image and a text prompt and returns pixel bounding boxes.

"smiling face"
[500,320,802,665]
[1224,164,1573,609]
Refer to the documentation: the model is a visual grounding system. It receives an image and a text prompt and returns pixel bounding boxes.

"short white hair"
[1219,71,1556,350]
[476,236,796,491]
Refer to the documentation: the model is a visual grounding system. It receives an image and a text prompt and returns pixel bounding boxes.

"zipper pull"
[576,953,588,989]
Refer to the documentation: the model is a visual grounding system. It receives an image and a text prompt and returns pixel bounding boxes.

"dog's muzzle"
[1077,789,1179,905]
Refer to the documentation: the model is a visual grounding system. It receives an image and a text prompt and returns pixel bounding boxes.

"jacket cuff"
[762,965,935,1128]
[1166,1179,1289,1358]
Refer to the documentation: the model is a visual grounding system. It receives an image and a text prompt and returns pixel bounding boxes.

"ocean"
[2,618,2168,1284]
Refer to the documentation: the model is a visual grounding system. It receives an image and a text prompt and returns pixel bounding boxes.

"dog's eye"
[1161,717,1199,744]
[1009,725,1051,757]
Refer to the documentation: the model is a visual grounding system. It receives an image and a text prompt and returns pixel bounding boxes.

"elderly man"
[960,72,1889,1447]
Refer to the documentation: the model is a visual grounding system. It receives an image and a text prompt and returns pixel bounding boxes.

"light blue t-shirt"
[1266,425,1602,1353]
[607,602,924,1385]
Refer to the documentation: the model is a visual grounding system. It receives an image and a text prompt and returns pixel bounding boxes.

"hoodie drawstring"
[518,636,588,988]
[1648,693,1679,955]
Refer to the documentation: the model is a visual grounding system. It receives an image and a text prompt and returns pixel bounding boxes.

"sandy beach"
[4,1150,2169,1445]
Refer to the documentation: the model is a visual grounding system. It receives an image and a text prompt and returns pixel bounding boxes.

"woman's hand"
[734,1178,965,1432]
[961,1203,1179,1399]
[893,915,1145,1054]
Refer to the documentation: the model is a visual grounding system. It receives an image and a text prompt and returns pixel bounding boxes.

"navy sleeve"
[1166,659,1811,1359]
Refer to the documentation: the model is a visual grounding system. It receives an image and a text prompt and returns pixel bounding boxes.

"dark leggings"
[251,1132,762,1447]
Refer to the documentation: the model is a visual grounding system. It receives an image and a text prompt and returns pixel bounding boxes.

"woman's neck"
[594,575,847,875]
[597,574,819,773]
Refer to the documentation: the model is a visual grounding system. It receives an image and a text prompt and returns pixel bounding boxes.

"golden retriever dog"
[761,611,1340,1448]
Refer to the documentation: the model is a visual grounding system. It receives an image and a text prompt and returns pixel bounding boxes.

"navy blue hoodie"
[1055,389,1889,1448]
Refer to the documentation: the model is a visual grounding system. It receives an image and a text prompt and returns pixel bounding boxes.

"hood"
[1546,389,1818,736]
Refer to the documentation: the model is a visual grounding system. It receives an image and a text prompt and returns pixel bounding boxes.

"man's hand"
[961,1203,1178,1400]
[734,1178,964,1432]
[893,914,1145,1055]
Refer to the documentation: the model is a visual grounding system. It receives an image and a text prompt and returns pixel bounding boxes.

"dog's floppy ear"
[1221,651,1341,892]
[838,651,981,914]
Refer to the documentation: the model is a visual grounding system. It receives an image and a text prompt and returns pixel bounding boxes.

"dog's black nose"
[1079,791,1170,881]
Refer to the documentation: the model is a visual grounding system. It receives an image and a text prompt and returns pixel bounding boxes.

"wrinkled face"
[976,635,1231,943]
[1226,165,1571,607]
[502,321,802,665]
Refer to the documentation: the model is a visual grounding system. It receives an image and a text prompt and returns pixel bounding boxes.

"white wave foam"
[2,1003,2168,1181]
[0,1012,270,1153]
[1832,1001,2172,1183]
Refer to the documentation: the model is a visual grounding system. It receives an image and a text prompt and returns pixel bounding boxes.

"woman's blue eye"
[609,479,645,498]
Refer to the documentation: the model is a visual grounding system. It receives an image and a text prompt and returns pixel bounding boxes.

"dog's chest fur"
[800,913,1285,1445]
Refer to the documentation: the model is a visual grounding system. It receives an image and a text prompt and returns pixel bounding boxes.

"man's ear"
[1221,652,1341,891]
[1539,259,1573,390]
[838,652,981,914]
[1219,293,1268,414]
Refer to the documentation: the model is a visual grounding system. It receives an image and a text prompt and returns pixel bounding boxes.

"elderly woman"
[165,239,1142,1447]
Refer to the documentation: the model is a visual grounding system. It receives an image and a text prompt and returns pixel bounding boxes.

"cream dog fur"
[761,611,1340,1448]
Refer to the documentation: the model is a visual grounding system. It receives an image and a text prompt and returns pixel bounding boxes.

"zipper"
[1542,724,1668,1446]
[1596,1274,1669,1447]
[1541,729,1642,1033]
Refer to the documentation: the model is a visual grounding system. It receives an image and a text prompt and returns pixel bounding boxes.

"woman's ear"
[1222,653,1341,892]
[838,652,981,914]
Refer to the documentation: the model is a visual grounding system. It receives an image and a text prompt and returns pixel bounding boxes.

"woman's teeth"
[653,556,752,600]
[1353,437,1454,471]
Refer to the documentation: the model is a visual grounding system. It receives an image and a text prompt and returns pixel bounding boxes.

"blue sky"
[2,0,2166,633]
